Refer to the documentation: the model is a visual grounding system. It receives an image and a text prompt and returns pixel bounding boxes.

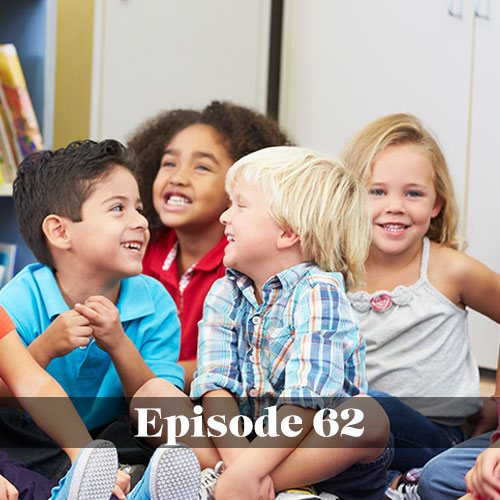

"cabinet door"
[90,0,271,143]
[466,2,500,370]
[279,0,474,209]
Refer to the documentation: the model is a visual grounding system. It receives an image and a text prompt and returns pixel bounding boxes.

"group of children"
[0,100,499,500]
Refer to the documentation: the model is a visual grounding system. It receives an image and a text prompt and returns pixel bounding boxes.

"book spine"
[0,44,44,161]
[0,85,18,182]
[0,81,22,167]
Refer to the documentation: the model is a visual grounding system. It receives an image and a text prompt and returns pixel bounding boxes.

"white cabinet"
[465,0,500,369]
[90,0,271,143]
[280,0,473,207]
[279,0,500,368]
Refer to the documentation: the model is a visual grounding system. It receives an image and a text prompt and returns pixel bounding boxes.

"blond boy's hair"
[226,146,370,291]
[341,113,463,250]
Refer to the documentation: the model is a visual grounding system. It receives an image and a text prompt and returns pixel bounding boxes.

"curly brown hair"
[127,100,292,229]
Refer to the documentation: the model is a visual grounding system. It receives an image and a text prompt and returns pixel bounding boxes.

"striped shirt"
[191,262,366,420]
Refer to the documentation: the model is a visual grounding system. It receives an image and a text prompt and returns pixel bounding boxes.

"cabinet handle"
[448,0,463,17]
[475,0,491,19]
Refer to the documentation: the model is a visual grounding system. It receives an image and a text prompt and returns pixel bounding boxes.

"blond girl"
[343,114,500,498]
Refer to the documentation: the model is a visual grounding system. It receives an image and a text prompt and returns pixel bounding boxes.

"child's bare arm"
[75,296,156,398]
[456,252,500,324]
[0,329,92,462]
[202,389,250,466]
[453,252,500,396]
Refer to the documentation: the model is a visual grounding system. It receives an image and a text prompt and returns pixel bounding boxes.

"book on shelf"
[0,43,43,185]
[0,242,17,289]
[0,85,17,183]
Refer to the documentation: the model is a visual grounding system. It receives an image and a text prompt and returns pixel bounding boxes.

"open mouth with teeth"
[378,223,409,233]
[226,234,235,243]
[122,241,143,253]
[164,193,192,207]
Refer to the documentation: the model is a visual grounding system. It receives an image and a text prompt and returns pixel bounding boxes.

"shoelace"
[385,483,420,500]
[198,461,224,500]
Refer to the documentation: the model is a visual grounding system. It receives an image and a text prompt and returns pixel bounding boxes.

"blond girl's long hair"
[342,113,463,250]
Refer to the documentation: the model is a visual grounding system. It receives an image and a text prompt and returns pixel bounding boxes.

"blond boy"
[135,147,391,500]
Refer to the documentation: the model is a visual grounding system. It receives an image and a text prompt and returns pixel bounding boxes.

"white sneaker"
[128,444,200,500]
[385,483,420,500]
[318,493,340,500]
[49,440,117,500]
[198,461,224,500]
[275,486,322,499]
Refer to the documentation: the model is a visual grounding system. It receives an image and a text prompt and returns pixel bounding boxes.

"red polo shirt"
[0,306,15,339]
[142,229,227,361]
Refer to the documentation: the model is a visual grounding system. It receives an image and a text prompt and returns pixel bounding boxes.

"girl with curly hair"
[128,101,291,391]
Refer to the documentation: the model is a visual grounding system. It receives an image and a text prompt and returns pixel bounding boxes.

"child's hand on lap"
[0,474,18,500]
[465,446,500,500]
[112,468,131,500]
[75,296,125,354]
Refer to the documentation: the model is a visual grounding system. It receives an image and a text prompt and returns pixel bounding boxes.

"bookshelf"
[0,183,12,196]
[0,0,56,274]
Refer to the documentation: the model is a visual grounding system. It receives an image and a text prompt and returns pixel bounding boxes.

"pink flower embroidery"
[369,293,392,312]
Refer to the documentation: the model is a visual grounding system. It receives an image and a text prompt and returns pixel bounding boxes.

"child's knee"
[351,394,390,449]
[129,378,181,419]
[345,395,390,463]
[132,377,178,399]
[130,377,193,424]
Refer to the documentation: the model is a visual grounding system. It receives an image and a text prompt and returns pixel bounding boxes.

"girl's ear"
[431,197,443,219]
[42,215,72,250]
[277,229,300,250]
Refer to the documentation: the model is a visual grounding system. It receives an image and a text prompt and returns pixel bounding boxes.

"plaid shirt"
[191,262,366,420]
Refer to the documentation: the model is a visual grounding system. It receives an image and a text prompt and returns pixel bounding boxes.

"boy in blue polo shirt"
[0,140,186,483]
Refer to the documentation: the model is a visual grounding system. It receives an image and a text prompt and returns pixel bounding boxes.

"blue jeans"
[315,443,394,500]
[368,390,466,482]
[418,432,492,500]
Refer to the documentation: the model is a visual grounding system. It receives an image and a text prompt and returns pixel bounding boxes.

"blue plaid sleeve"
[191,277,244,400]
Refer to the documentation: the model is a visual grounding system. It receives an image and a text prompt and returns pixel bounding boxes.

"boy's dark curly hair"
[127,100,292,229]
[13,139,137,271]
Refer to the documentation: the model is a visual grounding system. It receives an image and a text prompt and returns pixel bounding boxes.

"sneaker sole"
[150,445,201,500]
[68,440,118,500]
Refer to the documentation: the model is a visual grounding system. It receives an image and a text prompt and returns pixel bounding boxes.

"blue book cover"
[0,242,17,288]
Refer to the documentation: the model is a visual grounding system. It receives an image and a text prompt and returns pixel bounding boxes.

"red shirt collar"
[161,229,227,273]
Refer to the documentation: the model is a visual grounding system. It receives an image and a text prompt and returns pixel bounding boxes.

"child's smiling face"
[368,143,442,259]
[152,124,232,235]
[66,165,149,281]
[220,177,283,286]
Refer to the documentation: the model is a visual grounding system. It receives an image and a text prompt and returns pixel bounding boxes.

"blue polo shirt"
[0,263,184,429]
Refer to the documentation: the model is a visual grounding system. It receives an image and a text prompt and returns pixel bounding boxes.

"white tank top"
[348,237,481,426]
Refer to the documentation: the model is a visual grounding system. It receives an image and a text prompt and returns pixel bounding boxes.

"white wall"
[90,0,271,143]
